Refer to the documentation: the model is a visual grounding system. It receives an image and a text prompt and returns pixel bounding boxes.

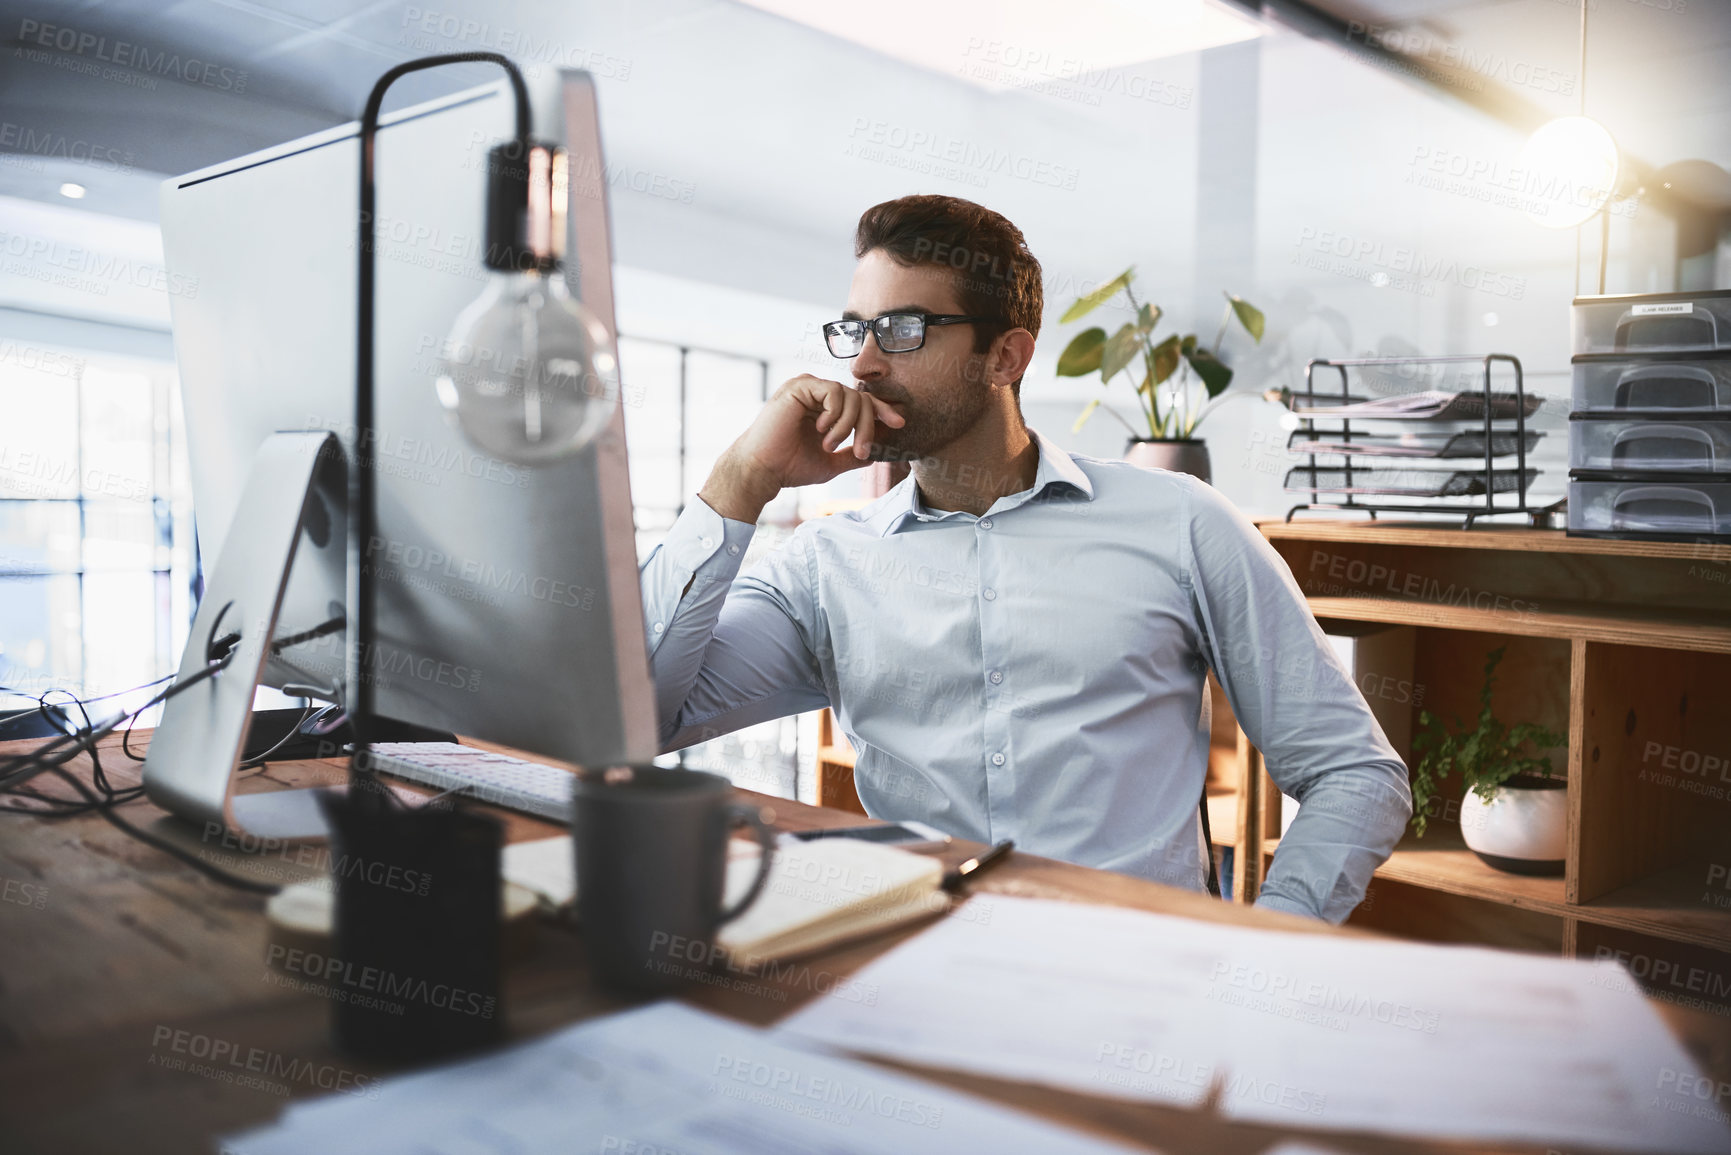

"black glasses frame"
[823,313,997,358]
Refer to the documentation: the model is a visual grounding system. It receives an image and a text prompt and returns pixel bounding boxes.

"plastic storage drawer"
[1572,291,1731,356]
[1572,355,1731,413]
[1568,477,1731,537]
[1569,416,1731,473]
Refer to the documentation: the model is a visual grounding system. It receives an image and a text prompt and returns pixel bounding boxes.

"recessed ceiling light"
[736,0,1261,91]
[58,182,87,199]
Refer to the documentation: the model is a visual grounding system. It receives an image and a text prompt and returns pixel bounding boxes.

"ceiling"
[0,0,1724,302]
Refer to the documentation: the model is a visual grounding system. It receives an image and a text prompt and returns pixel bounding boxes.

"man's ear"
[989,328,1037,390]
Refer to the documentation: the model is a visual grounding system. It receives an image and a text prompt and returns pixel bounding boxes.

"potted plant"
[1054,267,1264,483]
[1409,647,1567,876]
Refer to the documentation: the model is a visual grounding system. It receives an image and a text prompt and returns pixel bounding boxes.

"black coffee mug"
[573,767,776,992]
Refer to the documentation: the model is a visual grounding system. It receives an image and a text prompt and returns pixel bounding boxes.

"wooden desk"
[3,733,1728,1155]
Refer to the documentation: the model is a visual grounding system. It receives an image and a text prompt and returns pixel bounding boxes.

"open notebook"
[502,834,946,967]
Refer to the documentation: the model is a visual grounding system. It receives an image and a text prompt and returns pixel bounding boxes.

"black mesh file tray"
[1288,429,1543,459]
[1284,354,1547,529]
[1285,465,1538,498]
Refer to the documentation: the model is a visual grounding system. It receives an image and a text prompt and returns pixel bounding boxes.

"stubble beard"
[863,377,991,465]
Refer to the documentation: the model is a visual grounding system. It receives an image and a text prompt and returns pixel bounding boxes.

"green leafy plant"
[1408,646,1565,837]
[1054,267,1264,441]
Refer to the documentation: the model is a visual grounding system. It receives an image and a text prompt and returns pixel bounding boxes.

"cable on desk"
[1,600,243,791]
[42,687,131,801]
[238,702,339,773]
[0,611,350,893]
[0,604,295,894]
[0,671,284,893]
[0,673,175,736]
[0,671,284,894]
[37,760,281,895]
[0,654,235,810]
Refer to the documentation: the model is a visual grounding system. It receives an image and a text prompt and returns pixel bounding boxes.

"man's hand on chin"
[701,374,904,523]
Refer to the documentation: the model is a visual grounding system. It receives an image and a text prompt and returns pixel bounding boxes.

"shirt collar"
[875,426,1096,537]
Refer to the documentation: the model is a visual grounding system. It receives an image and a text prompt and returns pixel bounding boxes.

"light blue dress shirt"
[639,428,1412,922]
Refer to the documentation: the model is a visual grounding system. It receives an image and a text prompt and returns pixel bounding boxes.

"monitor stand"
[143,430,348,842]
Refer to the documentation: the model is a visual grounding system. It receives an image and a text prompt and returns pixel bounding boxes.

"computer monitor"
[146,71,657,838]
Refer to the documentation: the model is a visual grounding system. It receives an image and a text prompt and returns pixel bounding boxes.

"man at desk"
[639,195,1411,923]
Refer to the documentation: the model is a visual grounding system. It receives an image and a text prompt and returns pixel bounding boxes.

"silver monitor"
[146,72,656,838]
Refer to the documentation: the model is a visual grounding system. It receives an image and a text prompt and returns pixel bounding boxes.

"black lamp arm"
[350,54,530,768]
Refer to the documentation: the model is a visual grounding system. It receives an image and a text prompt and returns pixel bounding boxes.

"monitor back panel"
[159,77,658,768]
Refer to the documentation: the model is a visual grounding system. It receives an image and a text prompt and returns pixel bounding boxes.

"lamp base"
[317,786,505,1061]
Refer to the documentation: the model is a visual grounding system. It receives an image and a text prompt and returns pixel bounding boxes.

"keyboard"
[364,742,573,822]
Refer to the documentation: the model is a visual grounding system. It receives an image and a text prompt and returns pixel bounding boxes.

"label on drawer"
[1630,303,1694,316]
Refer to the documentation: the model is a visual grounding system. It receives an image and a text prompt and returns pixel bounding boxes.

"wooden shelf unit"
[815,707,865,815]
[1219,520,1731,1003]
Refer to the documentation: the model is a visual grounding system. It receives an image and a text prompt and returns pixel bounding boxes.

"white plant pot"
[1458,778,1567,876]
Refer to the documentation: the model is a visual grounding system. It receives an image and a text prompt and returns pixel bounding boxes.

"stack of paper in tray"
[500,833,945,965]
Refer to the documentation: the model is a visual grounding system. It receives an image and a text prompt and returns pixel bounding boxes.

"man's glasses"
[822,313,996,358]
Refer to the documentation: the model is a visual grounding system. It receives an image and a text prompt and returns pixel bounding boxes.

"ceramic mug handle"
[716,804,777,926]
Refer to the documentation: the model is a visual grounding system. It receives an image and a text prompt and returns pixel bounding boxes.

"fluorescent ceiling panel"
[735,0,1263,89]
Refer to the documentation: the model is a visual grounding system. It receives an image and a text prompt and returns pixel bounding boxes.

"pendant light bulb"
[436,270,618,462]
[434,140,619,463]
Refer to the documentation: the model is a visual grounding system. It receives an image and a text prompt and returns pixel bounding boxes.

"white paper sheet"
[221,1001,1149,1155]
[778,895,1731,1153]
[500,836,576,910]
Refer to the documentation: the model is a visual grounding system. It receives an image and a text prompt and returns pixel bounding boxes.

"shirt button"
[727,543,740,556]
[989,670,1003,684]
[983,588,997,601]
[991,753,1006,766]
[979,518,993,530]
[652,622,665,634]
[701,536,714,549]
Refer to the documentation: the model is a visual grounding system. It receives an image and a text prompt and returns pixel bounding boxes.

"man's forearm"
[699,449,782,524]
[637,493,830,754]
[638,497,758,743]
[1255,763,1411,923]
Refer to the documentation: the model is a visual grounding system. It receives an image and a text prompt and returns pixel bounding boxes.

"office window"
[0,347,196,716]
[618,336,771,559]
[619,336,685,559]
[617,335,801,798]
[684,349,765,507]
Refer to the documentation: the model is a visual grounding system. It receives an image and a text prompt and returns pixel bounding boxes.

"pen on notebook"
[941,839,1014,893]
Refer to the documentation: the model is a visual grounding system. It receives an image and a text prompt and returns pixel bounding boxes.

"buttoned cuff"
[667,494,757,575]
[642,495,758,647]
[1253,892,1322,921]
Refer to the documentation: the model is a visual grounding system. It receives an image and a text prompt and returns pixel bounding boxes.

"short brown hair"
[854,195,1042,395]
